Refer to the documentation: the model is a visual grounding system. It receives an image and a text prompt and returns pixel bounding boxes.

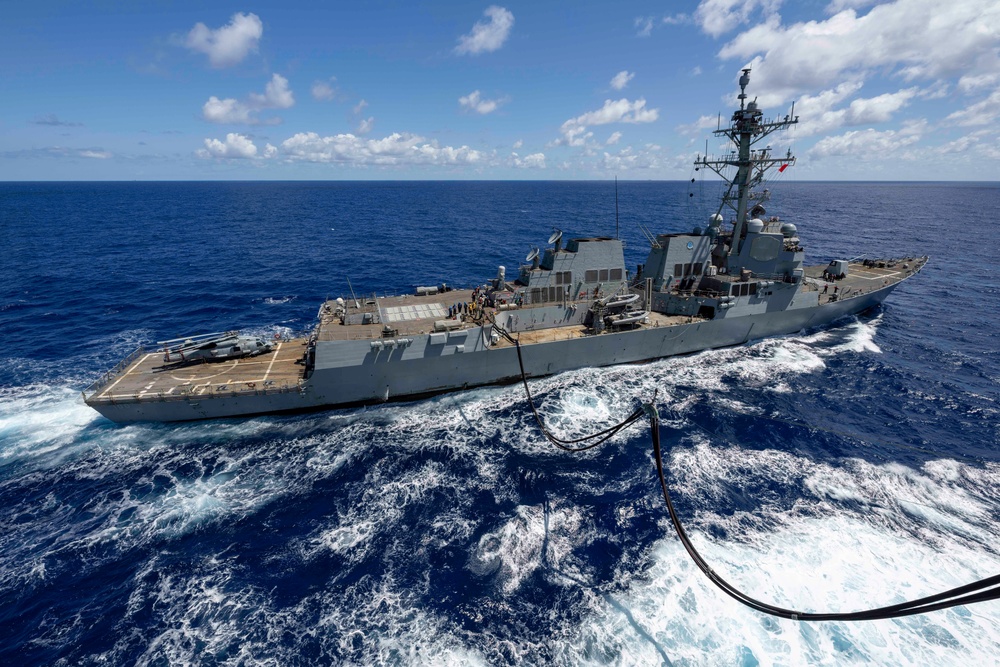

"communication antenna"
[615,176,620,240]
[346,277,360,309]
[525,247,540,262]
[547,229,563,250]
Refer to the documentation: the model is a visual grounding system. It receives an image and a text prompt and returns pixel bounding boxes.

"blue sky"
[2,0,999,180]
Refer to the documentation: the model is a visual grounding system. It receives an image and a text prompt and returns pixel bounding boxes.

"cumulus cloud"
[946,88,1000,126]
[957,73,1000,94]
[202,96,253,124]
[718,0,1000,105]
[185,12,263,68]
[455,6,514,55]
[695,0,781,38]
[249,73,295,109]
[197,132,259,159]
[312,78,337,101]
[356,117,375,134]
[203,74,295,124]
[606,131,623,145]
[809,121,925,159]
[610,71,635,90]
[459,90,505,114]
[511,152,546,168]
[601,145,665,171]
[353,99,369,114]
[790,83,918,136]
[512,139,523,149]
[555,98,659,147]
[279,131,489,166]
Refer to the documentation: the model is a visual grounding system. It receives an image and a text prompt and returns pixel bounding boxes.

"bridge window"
[610,268,623,280]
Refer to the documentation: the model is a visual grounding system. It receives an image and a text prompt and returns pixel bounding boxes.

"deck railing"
[83,345,146,398]
[85,378,306,405]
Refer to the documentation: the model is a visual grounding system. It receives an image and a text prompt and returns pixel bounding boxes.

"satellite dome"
[709,213,723,227]
[780,223,797,238]
[747,218,764,233]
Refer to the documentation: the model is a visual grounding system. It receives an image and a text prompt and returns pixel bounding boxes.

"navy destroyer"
[84,70,926,423]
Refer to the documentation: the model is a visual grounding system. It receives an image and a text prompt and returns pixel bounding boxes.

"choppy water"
[1,181,998,665]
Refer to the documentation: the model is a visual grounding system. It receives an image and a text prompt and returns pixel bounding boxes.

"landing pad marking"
[169,360,239,382]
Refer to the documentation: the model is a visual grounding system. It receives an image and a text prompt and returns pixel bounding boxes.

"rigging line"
[490,316,646,451]
[648,403,1000,621]
[512,338,645,451]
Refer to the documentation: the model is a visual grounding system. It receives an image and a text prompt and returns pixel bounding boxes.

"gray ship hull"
[88,283,897,423]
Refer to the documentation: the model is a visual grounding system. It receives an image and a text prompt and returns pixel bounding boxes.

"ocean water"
[1,180,998,665]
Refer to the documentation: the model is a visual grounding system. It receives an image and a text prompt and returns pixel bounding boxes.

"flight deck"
[85,338,308,405]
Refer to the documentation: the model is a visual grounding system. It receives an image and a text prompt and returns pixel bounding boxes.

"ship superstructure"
[84,71,926,422]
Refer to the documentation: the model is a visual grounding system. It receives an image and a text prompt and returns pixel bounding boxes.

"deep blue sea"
[1,180,998,665]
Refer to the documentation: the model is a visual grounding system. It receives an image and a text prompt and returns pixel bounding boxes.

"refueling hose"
[646,403,1000,621]
[500,318,1000,620]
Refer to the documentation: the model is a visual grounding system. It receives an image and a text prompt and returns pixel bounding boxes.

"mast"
[694,69,798,261]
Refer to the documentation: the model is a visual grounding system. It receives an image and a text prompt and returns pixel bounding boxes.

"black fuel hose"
[646,403,1000,621]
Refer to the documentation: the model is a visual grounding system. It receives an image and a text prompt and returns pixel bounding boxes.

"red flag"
[778,163,789,173]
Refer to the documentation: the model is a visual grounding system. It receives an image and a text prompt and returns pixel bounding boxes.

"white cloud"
[695,0,782,38]
[846,87,918,123]
[825,0,879,12]
[79,150,112,159]
[809,123,924,159]
[203,74,295,124]
[353,99,369,114]
[601,145,665,171]
[459,90,504,114]
[202,96,253,124]
[511,152,546,168]
[606,131,623,145]
[568,98,659,127]
[197,133,259,159]
[279,131,490,166]
[677,114,723,136]
[718,0,1000,105]
[264,143,278,158]
[555,98,659,147]
[635,17,654,37]
[455,6,514,55]
[312,78,337,101]
[249,74,295,109]
[957,73,1000,94]
[512,139,523,149]
[185,12,263,68]
[946,88,1000,126]
[610,71,635,90]
[357,117,375,134]
[790,82,918,136]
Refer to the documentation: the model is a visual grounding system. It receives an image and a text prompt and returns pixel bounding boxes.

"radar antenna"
[693,68,799,260]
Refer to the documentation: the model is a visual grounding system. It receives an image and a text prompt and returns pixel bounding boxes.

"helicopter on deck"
[159,331,273,364]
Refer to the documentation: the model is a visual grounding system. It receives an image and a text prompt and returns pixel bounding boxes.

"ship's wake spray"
[495,318,1000,621]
